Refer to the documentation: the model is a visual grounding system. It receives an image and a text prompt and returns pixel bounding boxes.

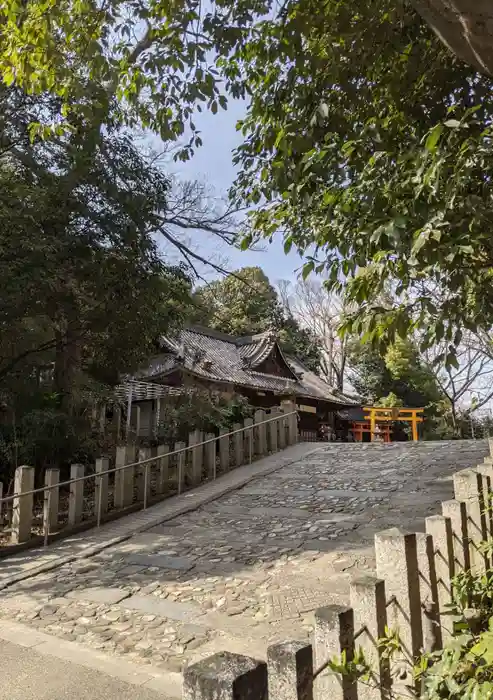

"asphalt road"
[0,641,167,700]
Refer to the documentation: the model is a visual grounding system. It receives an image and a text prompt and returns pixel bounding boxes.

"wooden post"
[44,468,60,531]
[233,423,244,466]
[268,641,314,700]
[11,466,35,544]
[114,445,136,509]
[68,464,84,526]
[95,458,109,518]
[219,428,229,472]
[370,409,376,443]
[131,404,141,439]
[314,606,356,700]
[204,433,217,479]
[411,410,418,442]
[156,445,169,494]
[189,429,204,486]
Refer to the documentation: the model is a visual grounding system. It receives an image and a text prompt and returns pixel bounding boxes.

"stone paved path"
[0,440,488,693]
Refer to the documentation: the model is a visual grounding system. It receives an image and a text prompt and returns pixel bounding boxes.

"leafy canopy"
[224,0,493,358]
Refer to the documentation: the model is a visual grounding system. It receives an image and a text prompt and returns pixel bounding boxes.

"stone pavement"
[0,440,488,697]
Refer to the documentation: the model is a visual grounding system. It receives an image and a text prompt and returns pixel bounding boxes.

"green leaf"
[425,124,444,152]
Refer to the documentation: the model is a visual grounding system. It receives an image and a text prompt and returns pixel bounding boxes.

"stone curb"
[0,443,323,592]
[0,618,183,698]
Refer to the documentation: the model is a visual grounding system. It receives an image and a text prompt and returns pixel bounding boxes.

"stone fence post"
[11,465,35,544]
[114,445,136,509]
[189,430,204,486]
[68,463,84,526]
[44,468,60,532]
[254,409,267,456]
[183,652,267,700]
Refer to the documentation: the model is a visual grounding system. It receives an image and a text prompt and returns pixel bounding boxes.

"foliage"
[192,266,322,372]
[221,0,493,360]
[192,267,279,337]
[154,391,254,445]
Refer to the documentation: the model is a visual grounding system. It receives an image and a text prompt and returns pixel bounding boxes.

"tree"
[278,279,348,389]
[193,267,279,337]
[348,337,443,409]
[423,333,493,434]
[0,88,194,412]
[224,0,493,360]
[192,266,322,371]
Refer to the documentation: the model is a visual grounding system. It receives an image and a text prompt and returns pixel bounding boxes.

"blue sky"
[170,98,305,285]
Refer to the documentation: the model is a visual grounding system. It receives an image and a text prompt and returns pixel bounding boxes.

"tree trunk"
[53,321,82,414]
[411,0,493,76]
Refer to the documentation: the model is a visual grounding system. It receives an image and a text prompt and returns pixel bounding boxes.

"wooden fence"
[0,404,298,549]
[183,441,493,700]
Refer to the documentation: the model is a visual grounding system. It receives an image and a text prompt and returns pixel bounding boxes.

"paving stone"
[122,595,203,622]
[125,554,196,571]
[66,587,131,605]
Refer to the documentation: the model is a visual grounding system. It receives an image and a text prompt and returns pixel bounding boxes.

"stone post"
[204,433,216,480]
[233,423,244,466]
[282,400,298,445]
[453,469,487,573]
[183,652,267,700]
[416,532,442,651]
[11,465,35,544]
[268,411,279,453]
[243,418,254,462]
[489,436,493,459]
[44,468,60,531]
[442,499,470,573]
[156,445,169,494]
[349,576,390,700]
[477,463,493,542]
[267,641,313,700]
[68,463,84,526]
[277,411,286,450]
[219,428,230,472]
[425,515,454,642]
[114,445,136,509]
[375,529,422,687]
[313,605,356,700]
[189,429,204,486]
[254,409,267,456]
[175,441,186,494]
[136,447,151,503]
[95,458,109,519]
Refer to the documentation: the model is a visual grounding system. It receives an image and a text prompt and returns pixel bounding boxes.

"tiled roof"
[136,325,358,407]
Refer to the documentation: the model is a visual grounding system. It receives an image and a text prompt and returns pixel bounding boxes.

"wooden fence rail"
[183,445,493,700]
